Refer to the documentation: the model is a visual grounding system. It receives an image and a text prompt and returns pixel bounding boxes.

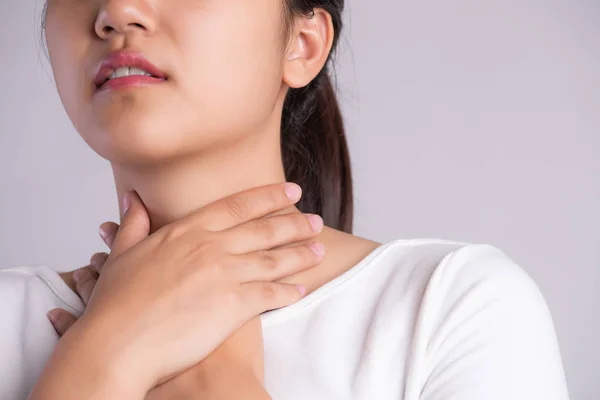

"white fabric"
[0,239,570,399]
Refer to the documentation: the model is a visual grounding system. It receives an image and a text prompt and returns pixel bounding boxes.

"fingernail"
[307,214,323,232]
[284,183,302,202]
[99,224,114,248]
[122,193,132,216]
[309,242,325,256]
[47,309,60,325]
[99,225,109,245]
[296,285,307,296]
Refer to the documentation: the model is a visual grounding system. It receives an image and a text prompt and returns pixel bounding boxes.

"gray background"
[1,0,598,398]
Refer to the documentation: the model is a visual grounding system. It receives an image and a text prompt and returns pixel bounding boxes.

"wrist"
[29,318,148,400]
[63,314,153,395]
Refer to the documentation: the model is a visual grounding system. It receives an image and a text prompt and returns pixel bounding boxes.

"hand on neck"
[111,129,300,233]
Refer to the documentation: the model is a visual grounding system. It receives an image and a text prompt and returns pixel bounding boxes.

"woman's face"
[44,0,288,163]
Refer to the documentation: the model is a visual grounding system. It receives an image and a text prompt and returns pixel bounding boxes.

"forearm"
[206,374,271,400]
[145,351,271,400]
[28,319,148,400]
[195,317,270,400]
[196,360,271,400]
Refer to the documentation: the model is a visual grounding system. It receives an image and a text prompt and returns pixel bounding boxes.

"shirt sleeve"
[412,244,569,400]
[0,266,84,400]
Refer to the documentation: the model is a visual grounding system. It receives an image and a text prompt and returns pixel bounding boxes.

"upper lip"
[93,50,167,88]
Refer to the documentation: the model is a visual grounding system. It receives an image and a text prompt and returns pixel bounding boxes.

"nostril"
[101,23,145,35]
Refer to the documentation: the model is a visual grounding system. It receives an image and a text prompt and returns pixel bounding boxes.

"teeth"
[130,67,149,76]
[108,67,153,80]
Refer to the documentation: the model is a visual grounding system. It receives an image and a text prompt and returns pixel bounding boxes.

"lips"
[93,50,168,90]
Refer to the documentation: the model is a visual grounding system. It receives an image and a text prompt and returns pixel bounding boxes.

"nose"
[95,0,157,40]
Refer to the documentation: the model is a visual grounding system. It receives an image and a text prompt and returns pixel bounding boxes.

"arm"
[197,367,271,400]
[40,183,318,400]
[149,316,272,400]
[147,359,272,400]
[28,316,149,400]
[39,312,271,400]
[48,277,272,400]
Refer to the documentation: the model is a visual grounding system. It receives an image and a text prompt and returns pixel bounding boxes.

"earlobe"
[283,9,334,89]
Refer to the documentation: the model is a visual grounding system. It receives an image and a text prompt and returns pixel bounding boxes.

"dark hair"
[40,0,353,233]
[281,1,353,233]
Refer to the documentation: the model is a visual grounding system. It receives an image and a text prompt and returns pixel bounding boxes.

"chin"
[72,95,239,165]
[79,116,190,165]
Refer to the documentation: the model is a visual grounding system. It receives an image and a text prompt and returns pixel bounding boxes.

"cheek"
[174,7,284,136]
[45,6,97,142]
[43,0,287,163]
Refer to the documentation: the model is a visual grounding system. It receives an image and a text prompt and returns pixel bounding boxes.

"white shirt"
[0,239,570,399]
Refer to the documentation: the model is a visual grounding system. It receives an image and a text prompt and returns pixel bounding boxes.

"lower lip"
[96,75,166,92]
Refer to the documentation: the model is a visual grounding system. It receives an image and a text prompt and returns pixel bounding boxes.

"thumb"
[109,191,151,258]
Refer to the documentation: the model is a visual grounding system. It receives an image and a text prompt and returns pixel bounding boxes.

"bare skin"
[54,192,380,399]
[33,185,339,399]
[58,247,382,398]
[61,229,380,303]
[40,0,381,397]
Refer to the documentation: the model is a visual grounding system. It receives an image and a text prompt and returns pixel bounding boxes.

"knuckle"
[75,274,95,293]
[225,196,248,221]
[258,250,276,270]
[290,214,309,234]
[294,246,313,263]
[252,218,275,240]
[265,189,279,209]
[90,252,108,269]
[162,222,188,243]
[260,282,278,303]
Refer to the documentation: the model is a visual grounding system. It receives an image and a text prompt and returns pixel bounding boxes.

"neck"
[111,124,297,233]
[107,118,362,297]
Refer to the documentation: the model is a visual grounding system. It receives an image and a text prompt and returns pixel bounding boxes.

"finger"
[240,282,306,314]
[219,212,323,254]
[191,182,302,232]
[110,191,151,258]
[90,252,109,274]
[47,309,78,337]
[233,242,325,283]
[73,268,98,305]
[99,222,119,249]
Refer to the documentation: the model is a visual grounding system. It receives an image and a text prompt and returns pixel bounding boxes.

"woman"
[0,0,569,399]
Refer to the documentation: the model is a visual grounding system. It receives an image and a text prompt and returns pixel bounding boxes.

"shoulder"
[389,241,570,399]
[421,242,548,317]
[376,239,543,304]
[0,266,84,400]
[0,265,84,316]
[380,240,554,333]
[428,242,537,293]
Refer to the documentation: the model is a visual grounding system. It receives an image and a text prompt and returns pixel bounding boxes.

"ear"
[283,8,335,89]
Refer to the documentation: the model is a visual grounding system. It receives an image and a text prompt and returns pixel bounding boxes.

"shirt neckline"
[259,239,401,327]
[32,241,398,325]
[34,238,460,327]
